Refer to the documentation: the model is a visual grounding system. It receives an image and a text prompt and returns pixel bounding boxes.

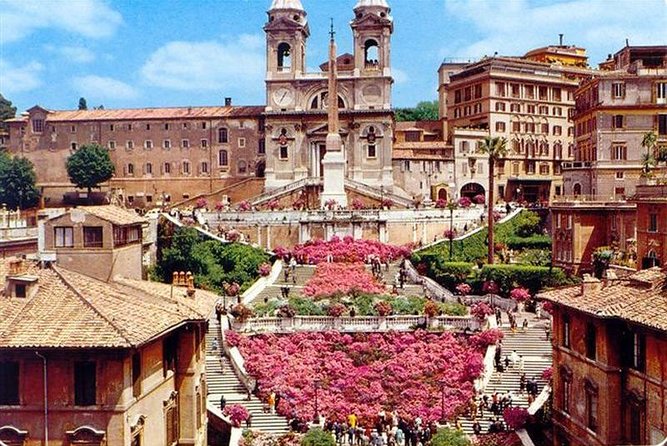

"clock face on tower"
[272,88,294,107]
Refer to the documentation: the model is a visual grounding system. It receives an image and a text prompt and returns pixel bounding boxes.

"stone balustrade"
[230,314,480,334]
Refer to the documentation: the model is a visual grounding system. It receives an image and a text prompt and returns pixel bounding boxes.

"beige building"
[0,257,216,446]
[439,46,595,204]
[563,45,667,198]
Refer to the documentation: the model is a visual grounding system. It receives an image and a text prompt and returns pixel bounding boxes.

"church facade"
[3,0,397,208]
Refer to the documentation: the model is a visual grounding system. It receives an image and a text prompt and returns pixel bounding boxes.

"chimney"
[186,272,195,298]
[581,274,602,296]
[8,259,25,276]
[224,97,232,107]
[559,33,564,46]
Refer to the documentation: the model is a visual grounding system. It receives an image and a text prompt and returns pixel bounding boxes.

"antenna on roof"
[329,18,336,41]
[625,38,629,47]
[558,33,564,46]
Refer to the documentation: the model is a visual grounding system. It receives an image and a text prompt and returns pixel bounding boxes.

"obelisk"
[320,20,348,208]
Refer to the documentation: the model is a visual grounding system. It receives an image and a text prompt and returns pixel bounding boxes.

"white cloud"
[393,68,409,84]
[0,0,123,44]
[45,45,96,63]
[442,0,667,63]
[73,75,138,100]
[0,59,44,94]
[140,34,265,94]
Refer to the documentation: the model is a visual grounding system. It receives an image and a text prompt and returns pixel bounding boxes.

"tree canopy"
[395,100,439,122]
[78,97,88,110]
[0,153,40,210]
[65,143,115,193]
[0,94,17,132]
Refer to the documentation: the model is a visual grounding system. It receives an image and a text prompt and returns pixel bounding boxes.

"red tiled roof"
[538,268,667,332]
[0,260,218,349]
[8,105,265,123]
[75,205,147,226]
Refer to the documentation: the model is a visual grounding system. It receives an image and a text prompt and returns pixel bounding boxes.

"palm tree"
[478,136,508,264]
[641,131,658,174]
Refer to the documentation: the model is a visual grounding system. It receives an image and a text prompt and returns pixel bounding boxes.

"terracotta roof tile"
[538,268,667,332]
[10,106,265,123]
[77,205,147,226]
[0,259,218,349]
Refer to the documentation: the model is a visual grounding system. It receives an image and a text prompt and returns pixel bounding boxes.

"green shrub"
[253,299,282,317]
[479,264,570,296]
[519,249,552,266]
[505,234,551,250]
[386,295,424,315]
[289,297,326,316]
[431,428,471,446]
[302,428,335,446]
[514,210,542,237]
[440,302,468,316]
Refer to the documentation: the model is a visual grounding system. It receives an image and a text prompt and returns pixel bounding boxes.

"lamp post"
[313,378,322,422]
[440,379,447,423]
[447,200,458,261]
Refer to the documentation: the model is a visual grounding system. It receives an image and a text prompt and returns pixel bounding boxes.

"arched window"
[364,39,379,66]
[277,43,291,71]
[573,183,582,196]
[310,92,346,110]
[145,163,152,175]
[218,150,228,167]
[218,128,228,144]
[238,160,247,174]
[127,163,134,175]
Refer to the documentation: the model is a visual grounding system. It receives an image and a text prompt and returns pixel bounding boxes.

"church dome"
[354,0,390,8]
[269,0,305,11]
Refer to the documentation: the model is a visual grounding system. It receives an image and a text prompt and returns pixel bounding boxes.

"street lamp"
[313,378,322,422]
[446,200,458,261]
[439,379,447,423]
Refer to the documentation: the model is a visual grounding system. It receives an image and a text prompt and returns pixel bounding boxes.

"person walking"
[518,355,525,374]
[510,350,519,369]
[519,373,526,394]
[268,391,276,414]
[220,394,227,411]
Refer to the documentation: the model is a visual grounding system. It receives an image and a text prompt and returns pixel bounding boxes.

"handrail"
[404,259,456,303]
[220,316,257,394]
[343,179,414,207]
[250,178,323,206]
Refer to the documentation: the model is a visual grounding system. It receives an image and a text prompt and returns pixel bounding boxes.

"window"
[218,128,229,144]
[201,139,208,148]
[553,125,562,136]
[553,87,561,101]
[0,361,20,408]
[74,361,96,406]
[616,171,624,179]
[55,226,74,248]
[459,141,469,153]
[279,145,288,160]
[538,105,549,115]
[163,140,171,149]
[511,83,520,98]
[128,163,135,176]
[110,124,115,131]
[32,119,44,133]
[464,86,472,101]
[525,85,534,99]
[539,164,549,175]
[238,160,247,174]
[659,114,667,135]
[182,122,189,130]
[495,122,506,132]
[562,315,570,348]
[649,213,658,232]
[108,141,116,150]
[201,162,209,174]
[495,102,506,112]
[527,104,536,114]
[474,84,482,99]
[613,114,624,129]
[132,353,141,398]
[126,123,133,131]
[553,106,562,116]
[510,103,521,113]
[201,121,207,129]
[541,123,549,134]
[144,140,153,150]
[612,144,627,160]
[182,139,189,149]
[632,332,646,372]
[113,226,141,247]
[164,163,171,174]
[71,142,78,151]
[512,121,521,133]
[182,161,191,175]
[539,86,548,100]
[585,384,598,432]
[496,82,506,97]
[454,90,462,104]
[83,226,103,248]
[163,335,177,377]
[219,150,229,166]
[70,125,77,133]
[258,138,266,155]
[277,42,292,70]
[126,140,134,150]
[612,82,626,98]
[585,323,597,360]
[164,123,170,131]
[561,374,571,414]
[238,137,246,148]
[165,405,179,445]
[367,144,377,158]
[145,163,153,175]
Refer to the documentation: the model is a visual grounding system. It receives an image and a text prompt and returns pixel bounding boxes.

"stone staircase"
[248,265,316,305]
[460,311,552,436]
[205,318,290,434]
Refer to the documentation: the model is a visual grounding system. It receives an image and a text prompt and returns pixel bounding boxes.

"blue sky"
[1,0,666,113]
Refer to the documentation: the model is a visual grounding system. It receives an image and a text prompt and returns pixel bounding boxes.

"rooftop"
[538,268,667,332]
[8,105,265,123]
[65,205,147,226]
[0,259,218,349]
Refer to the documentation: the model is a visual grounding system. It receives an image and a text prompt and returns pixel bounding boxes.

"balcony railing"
[551,194,631,204]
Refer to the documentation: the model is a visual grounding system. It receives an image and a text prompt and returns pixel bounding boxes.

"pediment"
[351,14,393,29]
[264,17,309,34]
[306,123,350,137]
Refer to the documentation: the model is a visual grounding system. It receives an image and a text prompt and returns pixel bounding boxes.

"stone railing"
[463,295,517,313]
[404,260,456,303]
[230,314,480,333]
[220,317,256,394]
[475,315,497,393]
